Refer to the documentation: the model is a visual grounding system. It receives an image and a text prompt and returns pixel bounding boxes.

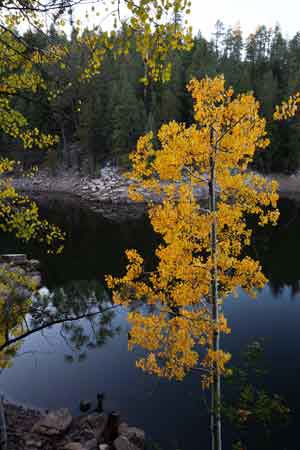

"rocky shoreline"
[11,166,300,218]
[11,165,208,221]
[0,254,145,450]
[13,166,145,218]
[2,401,145,450]
[12,167,147,222]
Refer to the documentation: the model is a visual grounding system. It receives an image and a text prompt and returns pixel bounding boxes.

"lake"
[0,194,300,450]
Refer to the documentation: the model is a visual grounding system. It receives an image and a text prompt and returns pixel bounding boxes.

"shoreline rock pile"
[5,403,145,450]
[12,166,148,221]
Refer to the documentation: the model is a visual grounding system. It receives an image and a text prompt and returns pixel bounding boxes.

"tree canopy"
[107,75,279,384]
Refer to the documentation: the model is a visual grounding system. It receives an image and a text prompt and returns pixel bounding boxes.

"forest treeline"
[2,21,300,175]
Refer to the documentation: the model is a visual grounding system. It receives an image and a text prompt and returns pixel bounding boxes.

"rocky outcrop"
[11,165,211,221]
[12,166,132,205]
[11,165,300,222]
[12,166,147,221]
[4,403,145,450]
[32,409,73,436]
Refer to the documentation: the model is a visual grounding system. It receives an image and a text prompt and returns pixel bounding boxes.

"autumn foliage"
[106,76,279,386]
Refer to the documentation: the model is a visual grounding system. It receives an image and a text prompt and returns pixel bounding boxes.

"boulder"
[24,437,43,448]
[103,412,120,443]
[32,408,72,436]
[120,428,145,450]
[0,254,27,264]
[85,438,98,450]
[118,423,128,435]
[28,259,40,269]
[79,413,108,442]
[29,272,42,287]
[63,443,85,450]
[113,436,139,450]
[79,400,91,413]
[63,439,98,450]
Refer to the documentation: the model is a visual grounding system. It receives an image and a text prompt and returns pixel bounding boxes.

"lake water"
[0,195,300,450]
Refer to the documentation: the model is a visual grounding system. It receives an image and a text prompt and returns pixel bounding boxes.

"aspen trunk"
[208,141,222,450]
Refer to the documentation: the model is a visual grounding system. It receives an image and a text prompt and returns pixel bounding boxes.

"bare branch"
[0,304,119,352]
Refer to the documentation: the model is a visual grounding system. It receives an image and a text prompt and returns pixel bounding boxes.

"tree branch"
[0,304,119,352]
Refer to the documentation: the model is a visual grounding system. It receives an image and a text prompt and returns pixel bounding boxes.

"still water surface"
[0,195,300,450]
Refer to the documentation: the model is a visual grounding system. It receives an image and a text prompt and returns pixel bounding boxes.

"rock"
[99,445,109,450]
[79,413,107,430]
[25,437,43,448]
[32,408,72,436]
[79,400,92,413]
[95,393,104,413]
[113,436,139,450]
[0,254,27,264]
[6,266,26,275]
[118,423,129,435]
[122,428,145,450]
[30,272,42,287]
[85,438,98,450]
[79,413,108,442]
[14,286,32,299]
[28,259,40,269]
[103,412,120,443]
[63,443,85,450]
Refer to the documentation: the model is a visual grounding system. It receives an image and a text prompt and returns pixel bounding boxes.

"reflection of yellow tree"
[107,76,279,450]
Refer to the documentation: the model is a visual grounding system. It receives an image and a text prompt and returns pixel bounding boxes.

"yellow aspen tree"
[0,0,191,351]
[106,76,279,450]
[73,0,193,83]
[0,0,194,257]
[0,0,193,150]
[0,160,64,252]
[0,0,191,373]
[0,0,193,239]
[273,92,300,120]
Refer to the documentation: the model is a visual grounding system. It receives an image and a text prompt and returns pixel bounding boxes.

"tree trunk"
[208,132,222,450]
[61,125,71,169]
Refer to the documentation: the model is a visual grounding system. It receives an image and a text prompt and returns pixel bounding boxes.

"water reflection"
[0,280,119,368]
[0,194,158,287]
[0,195,300,450]
[251,197,300,296]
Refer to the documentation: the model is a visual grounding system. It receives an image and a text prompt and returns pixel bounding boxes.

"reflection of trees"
[4,196,158,287]
[0,264,39,368]
[250,198,300,297]
[0,280,119,367]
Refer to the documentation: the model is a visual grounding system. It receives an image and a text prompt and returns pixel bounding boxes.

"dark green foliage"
[2,23,300,174]
[224,341,290,450]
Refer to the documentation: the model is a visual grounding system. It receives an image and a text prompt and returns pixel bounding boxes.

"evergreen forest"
[3,21,300,175]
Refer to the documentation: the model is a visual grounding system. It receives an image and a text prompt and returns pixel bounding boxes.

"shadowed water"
[0,195,299,450]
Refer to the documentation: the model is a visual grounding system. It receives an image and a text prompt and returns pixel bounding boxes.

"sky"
[189,0,300,39]
[70,0,300,41]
